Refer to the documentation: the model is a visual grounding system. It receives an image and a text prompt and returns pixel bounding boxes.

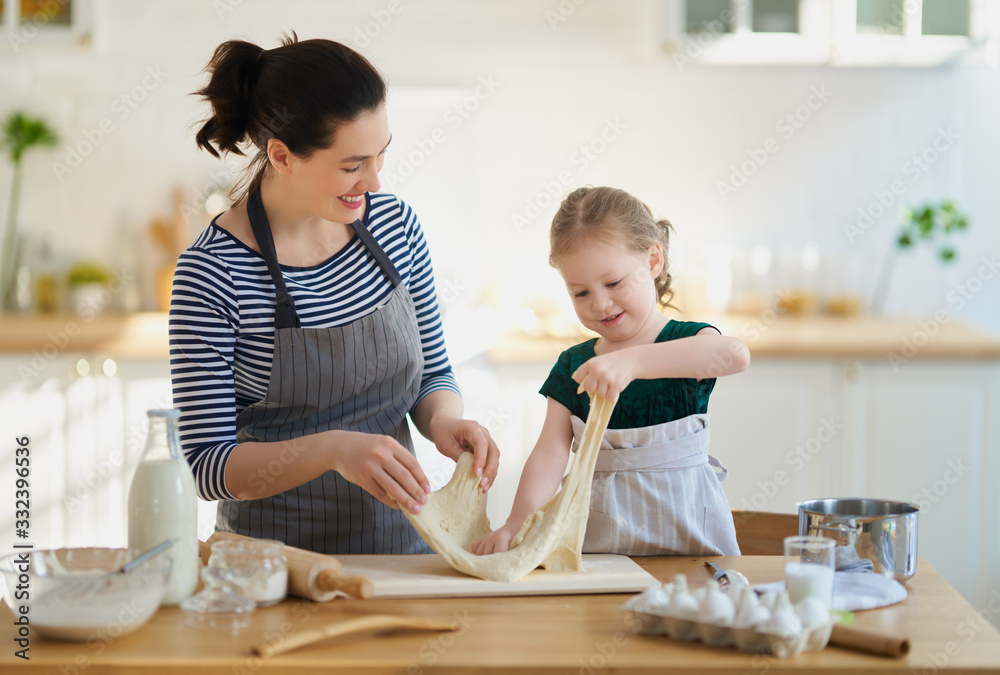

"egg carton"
[621,575,835,659]
[627,609,834,658]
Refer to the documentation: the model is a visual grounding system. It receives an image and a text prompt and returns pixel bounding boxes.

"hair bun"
[194,40,268,158]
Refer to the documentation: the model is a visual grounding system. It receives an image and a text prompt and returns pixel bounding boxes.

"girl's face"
[284,105,391,224]
[558,232,664,346]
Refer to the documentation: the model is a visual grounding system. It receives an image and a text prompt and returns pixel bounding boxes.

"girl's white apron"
[570,413,741,556]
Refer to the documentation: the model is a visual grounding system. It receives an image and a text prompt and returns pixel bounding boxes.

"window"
[662,0,830,65]
[1,0,90,50]
[661,0,994,66]
[752,0,798,33]
[830,0,982,66]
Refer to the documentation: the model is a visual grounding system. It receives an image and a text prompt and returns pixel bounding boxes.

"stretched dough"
[403,394,615,583]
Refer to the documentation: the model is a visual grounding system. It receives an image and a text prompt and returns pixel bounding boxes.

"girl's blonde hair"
[549,186,676,308]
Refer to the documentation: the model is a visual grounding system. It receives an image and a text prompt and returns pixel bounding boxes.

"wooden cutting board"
[334,553,657,599]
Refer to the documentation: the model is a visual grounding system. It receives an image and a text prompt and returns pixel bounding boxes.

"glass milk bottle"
[128,409,199,606]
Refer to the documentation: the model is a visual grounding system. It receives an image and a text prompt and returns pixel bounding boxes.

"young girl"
[472,186,749,557]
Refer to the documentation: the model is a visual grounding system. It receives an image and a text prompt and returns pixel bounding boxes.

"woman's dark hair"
[194,32,387,203]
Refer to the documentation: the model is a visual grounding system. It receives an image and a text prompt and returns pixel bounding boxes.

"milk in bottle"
[127,408,199,606]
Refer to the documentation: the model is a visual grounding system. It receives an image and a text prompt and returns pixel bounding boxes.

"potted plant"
[1,110,59,311]
[67,261,112,315]
[871,200,970,314]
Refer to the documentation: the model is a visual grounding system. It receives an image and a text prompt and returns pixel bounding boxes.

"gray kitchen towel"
[754,572,907,611]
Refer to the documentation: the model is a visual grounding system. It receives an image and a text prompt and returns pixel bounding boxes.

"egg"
[795,596,832,628]
[733,586,771,629]
[696,579,735,626]
[761,590,803,636]
[644,584,672,611]
[667,574,699,619]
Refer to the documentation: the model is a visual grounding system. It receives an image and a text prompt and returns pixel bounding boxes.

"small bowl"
[0,548,171,642]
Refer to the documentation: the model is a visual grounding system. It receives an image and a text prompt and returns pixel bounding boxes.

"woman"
[170,34,498,554]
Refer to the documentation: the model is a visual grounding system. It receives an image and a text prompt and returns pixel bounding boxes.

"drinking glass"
[784,535,835,608]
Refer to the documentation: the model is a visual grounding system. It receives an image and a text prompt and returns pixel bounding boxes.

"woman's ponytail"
[194,40,265,158]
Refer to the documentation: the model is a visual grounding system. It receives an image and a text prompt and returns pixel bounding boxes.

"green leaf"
[1,111,59,164]
[940,247,956,262]
[898,234,913,248]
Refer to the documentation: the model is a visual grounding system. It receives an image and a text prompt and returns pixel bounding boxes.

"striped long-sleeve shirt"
[168,192,459,501]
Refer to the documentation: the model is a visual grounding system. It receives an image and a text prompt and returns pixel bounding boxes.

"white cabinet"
[709,357,1000,615]
[660,0,1000,66]
[0,355,177,556]
[705,359,842,513]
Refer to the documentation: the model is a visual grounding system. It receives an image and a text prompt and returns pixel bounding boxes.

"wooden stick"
[830,624,911,658]
[250,615,459,658]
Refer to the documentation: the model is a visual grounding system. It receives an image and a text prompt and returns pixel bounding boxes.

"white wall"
[2,0,998,333]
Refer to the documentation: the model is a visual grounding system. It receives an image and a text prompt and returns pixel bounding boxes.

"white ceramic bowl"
[0,547,171,641]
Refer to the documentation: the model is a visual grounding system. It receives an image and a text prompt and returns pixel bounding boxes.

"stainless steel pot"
[797,498,919,583]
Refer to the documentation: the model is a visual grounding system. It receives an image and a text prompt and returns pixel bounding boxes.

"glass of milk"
[784,536,836,609]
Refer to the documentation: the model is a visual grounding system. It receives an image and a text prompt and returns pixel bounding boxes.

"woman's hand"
[471,522,521,556]
[572,350,637,401]
[429,416,500,492]
[328,430,430,514]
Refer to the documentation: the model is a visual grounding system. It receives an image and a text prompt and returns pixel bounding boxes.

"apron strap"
[247,187,301,330]
[708,453,730,481]
[246,189,402,330]
[349,217,401,287]
[594,427,711,472]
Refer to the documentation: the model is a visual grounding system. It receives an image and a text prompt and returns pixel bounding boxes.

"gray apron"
[571,413,741,556]
[216,188,431,554]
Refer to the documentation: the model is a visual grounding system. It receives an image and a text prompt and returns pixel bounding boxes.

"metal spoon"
[119,539,174,573]
[705,561,750,589]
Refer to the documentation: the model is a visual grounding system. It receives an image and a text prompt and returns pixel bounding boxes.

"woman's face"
[558,232,663,345]
[285,105,391,224]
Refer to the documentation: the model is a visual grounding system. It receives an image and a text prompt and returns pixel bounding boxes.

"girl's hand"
[429,416,500,492]
[572,350,637,401]
[471,522,521,555]
[330,431,430,514]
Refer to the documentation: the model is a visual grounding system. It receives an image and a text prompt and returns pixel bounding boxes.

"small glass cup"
[784,535,835,609]
[209,539,288,607]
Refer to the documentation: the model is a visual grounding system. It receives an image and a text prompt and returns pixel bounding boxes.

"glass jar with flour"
[127,409,199,606]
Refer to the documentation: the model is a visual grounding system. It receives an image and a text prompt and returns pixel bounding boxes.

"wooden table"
[3,556,999,674]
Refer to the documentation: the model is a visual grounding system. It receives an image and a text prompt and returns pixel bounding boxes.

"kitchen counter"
[3,556,999,674]
[3,311,1000,361]
[490,314,1000,363]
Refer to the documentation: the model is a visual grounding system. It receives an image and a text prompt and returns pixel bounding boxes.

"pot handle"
[810,522,855,545]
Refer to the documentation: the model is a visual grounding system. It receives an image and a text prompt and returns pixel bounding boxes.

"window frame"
[1,0,92,52]
[660,0,998,66]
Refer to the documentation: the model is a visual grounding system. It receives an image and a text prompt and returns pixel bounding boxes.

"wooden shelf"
[0,312,169,359]
[3,312,999,361]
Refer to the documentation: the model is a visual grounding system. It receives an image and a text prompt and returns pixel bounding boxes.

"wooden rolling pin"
[201,531,374,601]
[250,615,459,658]
[829,624,910,658]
